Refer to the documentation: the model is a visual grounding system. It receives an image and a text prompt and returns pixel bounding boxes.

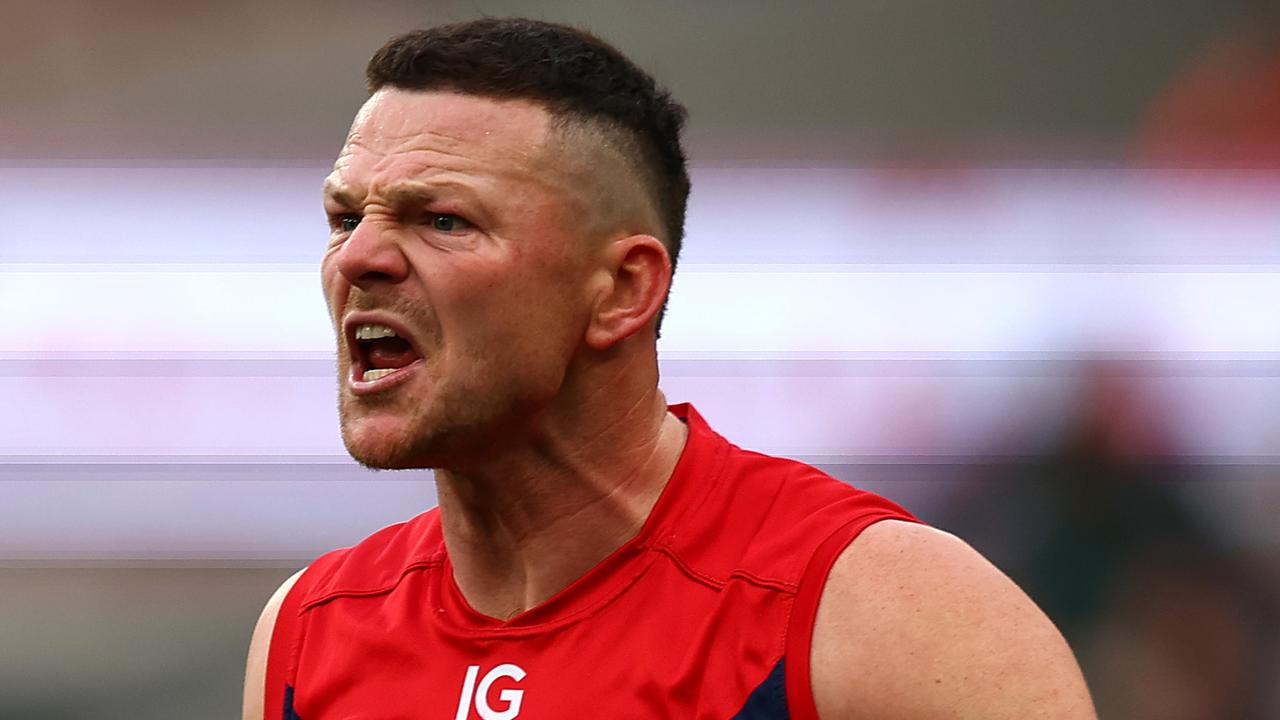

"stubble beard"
[332,293,452,469]
[336,372,536,471]
[336,375,464,471]
[332,306,568,471]
[338,391,430,470]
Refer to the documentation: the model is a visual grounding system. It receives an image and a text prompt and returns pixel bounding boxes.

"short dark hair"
[366,17,691,280]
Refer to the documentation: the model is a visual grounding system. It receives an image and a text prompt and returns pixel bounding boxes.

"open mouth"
[347,321,424,389]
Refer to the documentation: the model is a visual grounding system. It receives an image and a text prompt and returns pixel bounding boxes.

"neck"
[433,383,687,620]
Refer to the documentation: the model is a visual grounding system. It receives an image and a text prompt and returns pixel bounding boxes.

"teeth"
[355,324,398,341]
[361,368,398,382]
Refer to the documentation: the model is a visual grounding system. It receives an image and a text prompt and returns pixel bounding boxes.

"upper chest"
[291,556,796,720]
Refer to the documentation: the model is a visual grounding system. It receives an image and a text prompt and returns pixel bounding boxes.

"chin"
[340,415,432,470]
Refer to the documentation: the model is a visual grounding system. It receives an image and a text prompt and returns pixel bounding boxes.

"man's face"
[321,89,599,469]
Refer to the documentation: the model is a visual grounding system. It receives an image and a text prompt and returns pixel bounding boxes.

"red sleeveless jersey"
[264,404,917,719]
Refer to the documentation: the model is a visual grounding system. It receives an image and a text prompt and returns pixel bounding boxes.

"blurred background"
[2,1,1278,717]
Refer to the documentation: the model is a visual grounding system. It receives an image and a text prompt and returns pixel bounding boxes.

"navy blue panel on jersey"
[731,658,789,719]
[283,685,301,720]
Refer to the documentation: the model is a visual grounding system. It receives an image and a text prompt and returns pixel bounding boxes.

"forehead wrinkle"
[324,160,564,233]
[330,135,547,206]
[377,178,487,210]
[326,146,485,205]
[344,88,553,161]
[345,104,547,165]
[326,91,576,224]
[333,135,473,183]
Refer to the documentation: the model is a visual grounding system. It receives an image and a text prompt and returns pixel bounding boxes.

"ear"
[584,234,672,350]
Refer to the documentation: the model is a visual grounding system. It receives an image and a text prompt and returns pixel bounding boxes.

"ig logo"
[453,663,527,720]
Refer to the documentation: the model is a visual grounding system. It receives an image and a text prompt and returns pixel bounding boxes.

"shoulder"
[673,443,914,586]
[810,520,1096,720]
[716,442,916,536]
[296,508,445,608]
[241,508,444,719]
[243,568,306,720]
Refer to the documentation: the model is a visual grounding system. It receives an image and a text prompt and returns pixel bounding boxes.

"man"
[244,18,1095,719]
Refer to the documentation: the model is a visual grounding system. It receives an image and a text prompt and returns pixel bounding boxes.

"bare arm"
[811,521,1096,719]
[242,569,305,720]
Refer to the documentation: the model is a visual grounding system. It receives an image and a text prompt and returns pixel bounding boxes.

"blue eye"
[431,214,471,232]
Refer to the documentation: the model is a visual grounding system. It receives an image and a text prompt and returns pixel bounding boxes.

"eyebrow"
[323,183,362,209]
[323,179,475,210]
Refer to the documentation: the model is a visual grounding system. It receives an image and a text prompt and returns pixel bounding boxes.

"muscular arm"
[242,569,305,720]
[811,521,1096,719]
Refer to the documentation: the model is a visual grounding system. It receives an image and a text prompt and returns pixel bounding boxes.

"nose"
[333,217,410,289]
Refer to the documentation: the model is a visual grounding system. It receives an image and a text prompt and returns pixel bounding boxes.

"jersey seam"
[655,458,805,596]
[660,429,731,538]
[427,546,662,638]
[300,557,442,613]
[654,544,799,595]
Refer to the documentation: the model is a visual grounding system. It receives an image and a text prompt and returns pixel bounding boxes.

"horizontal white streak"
[665,270,1280,352]
[672,376,1280,460]
[3,471,1277,561]
[4,268,1278,353]
[4,375,1276,459]
[11,262,1280,273]
[2,351,1275,378]
[6,167,1280,264]
[1,269,332,352]
[0,376,344,456]
[0,479,435,560]
[686,169,1280,265]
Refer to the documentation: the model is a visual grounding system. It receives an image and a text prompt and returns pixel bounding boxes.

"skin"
[812,521,1097,719]
[244,88,1096,719]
